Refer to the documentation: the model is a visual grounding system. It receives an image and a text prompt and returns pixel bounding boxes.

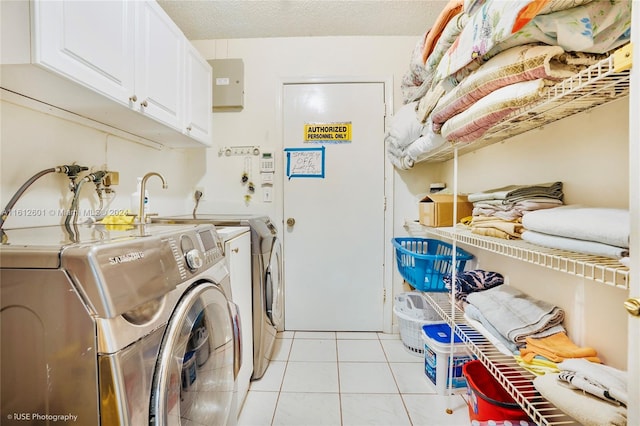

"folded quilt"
[468,181,563,203]
[410,11,468,104]
[522,205,630,248]
[534,373,627,426]
[430,44,576,131]
[522,230,629,259]
[441,79,548,143]
[434,0,630,91]
[401,33,430,104]
[421,0,464,64]
[466,285,565,345]
[558,358,628,406]
[433,0,549,88]
[520,331,601,363]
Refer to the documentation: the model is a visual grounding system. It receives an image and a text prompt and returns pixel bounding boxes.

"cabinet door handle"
[129,95,137,103]
[232,248,239,253]
[140,100,148,108]
[186,126,192,132]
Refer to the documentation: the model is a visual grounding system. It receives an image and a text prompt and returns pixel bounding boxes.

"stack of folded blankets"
[466,182,564,239]
[445,269,629,424]
[521,204,630,260]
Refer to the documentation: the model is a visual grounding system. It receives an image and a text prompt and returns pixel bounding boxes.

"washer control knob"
[185,249,203,270]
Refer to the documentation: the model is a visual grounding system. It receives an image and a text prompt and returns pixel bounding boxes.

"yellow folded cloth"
[520,332,601,363]
[514,354,559,376]
[99,214,135,230]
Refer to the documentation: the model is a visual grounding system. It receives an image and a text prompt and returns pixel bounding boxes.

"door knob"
[624,297,640,316]
[286,218,295,227]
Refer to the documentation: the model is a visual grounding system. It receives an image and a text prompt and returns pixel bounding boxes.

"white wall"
[1,35,424,230]
[189,36,433,230]
[0,96,203,228]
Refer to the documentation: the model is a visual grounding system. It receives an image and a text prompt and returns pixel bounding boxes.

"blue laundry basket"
[392,238,473,292]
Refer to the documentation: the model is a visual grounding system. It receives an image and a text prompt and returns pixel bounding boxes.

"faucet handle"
[141,212,159,223]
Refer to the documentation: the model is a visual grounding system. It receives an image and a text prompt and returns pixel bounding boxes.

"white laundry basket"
[393,291,446,356]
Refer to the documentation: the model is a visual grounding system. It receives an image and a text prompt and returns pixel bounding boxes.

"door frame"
[275,75,394,333]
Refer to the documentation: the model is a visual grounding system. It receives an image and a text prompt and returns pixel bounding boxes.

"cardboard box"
[419,193,473,227]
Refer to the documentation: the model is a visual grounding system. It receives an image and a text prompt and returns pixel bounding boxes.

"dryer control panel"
[197,227,224,265]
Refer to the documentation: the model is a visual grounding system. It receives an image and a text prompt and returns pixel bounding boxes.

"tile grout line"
[269,331,295,425]
[335,334,344,426]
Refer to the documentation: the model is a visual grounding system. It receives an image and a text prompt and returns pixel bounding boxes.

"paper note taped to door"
[304,122,351,143]
[284,147,325,179]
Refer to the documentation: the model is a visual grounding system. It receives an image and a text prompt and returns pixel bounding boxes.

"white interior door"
[282,82,386,331]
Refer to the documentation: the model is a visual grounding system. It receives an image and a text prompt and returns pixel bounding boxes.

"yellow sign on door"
[304,122,352,143]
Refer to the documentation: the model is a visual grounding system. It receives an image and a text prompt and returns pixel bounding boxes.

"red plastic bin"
[462,360,531,423]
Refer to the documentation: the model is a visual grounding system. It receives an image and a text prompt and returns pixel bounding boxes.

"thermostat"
[260,152,275,173]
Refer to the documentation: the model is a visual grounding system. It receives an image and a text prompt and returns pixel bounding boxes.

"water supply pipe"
[0,164,89,231]
[66,170,110,226]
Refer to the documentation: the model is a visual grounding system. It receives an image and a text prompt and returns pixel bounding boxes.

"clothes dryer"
[0,223,241,426]
[153,214,284,380]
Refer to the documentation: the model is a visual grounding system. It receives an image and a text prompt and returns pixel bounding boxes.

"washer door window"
[265,238,283,328]
[150,281,236,426]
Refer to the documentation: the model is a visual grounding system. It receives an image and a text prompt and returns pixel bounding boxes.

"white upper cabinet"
[184,42,213,144]
[0,0,212,148]
[35,1,136,106]
[135,1,184,131]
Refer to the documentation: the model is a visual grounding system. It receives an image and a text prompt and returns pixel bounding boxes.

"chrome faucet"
[139,172,168,223]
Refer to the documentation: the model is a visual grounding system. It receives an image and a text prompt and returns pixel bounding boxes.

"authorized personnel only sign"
[304,122,352,143]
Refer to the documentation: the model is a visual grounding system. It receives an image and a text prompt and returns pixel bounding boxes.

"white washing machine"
[215,225,253,413]
[0,223,241,426]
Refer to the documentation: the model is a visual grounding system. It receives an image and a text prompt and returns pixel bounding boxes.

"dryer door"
[265,238,283,328]
[150,281,239,426]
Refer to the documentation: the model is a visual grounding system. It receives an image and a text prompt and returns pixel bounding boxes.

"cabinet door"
[34,0,136,105]
[135,0,184,130]
[184,42,213,145]
[225,231,252,412]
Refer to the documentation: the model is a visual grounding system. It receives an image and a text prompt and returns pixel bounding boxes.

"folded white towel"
[534,373,627,426]
[558,358,628,406]
[522,205,630,248]
[522,230,629,259]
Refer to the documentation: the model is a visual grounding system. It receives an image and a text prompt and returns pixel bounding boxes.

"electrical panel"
[209,58,244,111]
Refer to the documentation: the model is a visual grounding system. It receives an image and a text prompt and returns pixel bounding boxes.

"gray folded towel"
[466,285,565,345]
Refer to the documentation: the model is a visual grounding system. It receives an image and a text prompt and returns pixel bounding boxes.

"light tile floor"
[238,331,471,426]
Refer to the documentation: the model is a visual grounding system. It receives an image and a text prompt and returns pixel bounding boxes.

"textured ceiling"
[158,0,447,40]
